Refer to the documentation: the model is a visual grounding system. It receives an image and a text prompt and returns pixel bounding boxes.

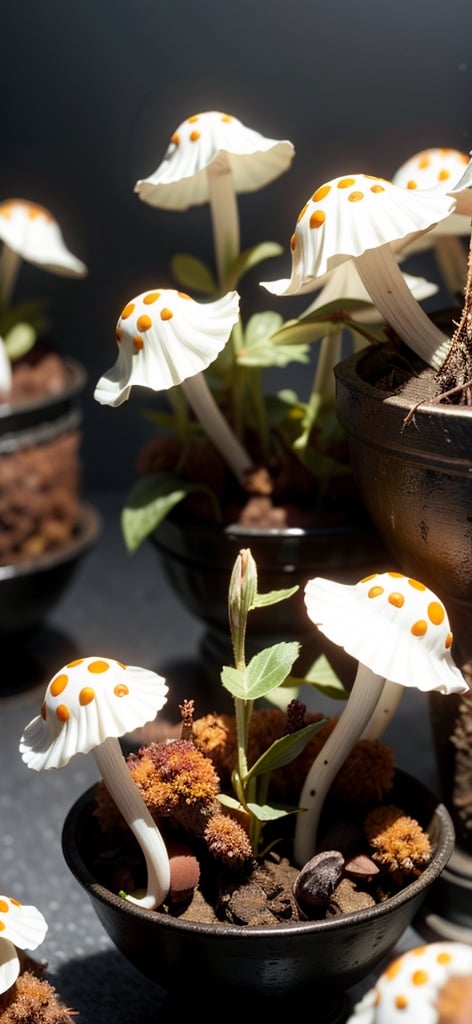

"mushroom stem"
[181,371,253,485]
[0,337,12,393]
[313,329,343,400]
[293,664,386,866]
[93,736,170,909]
[356,244,451,369]
[207,162,240,290]
[0,246,20,306]
[361,678,404,741]
[433,235,468,303]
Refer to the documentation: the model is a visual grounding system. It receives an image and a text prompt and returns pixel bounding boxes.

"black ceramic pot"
[149,515,389,683]
[62,770,454,1023]
[335,342,472,937]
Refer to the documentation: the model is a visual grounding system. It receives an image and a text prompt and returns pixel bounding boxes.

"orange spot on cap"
[388,572,405,578]
[370,184,385,193]
[136,315,152,332]
[388,592,405,608]
[187,115,200,123]
[190,130,201,142]
[56,705,70,722]
[133,336,144,351]
[418,154,431,169]
[297,203,308,222]
[438,169,451,181]
[0,899,10,913]
[428,601,445,626]
[115,328,122,342]
[221,114,232,122]
[445,632,453,649]
[436,951,453,963]
[309,210,326,228]
[114,684,129,697]
[406,180,418,189]
[385,957,403,979]
[348,191,364,202]
[143,292,160,304]
[88,660,111,674]
[411,620,428,637]
[412,969,429,985]
[170,133,180,145]
[368,586,384,598]
[290,232,296,251]
[67,659,84,667]
[312,184,331,202]
[361,573,378,583]
[10,898,21,907]
[408,579,426,591]
[178,291,192,300]
[50,674,68,697]
[79,687,95,706]
[337,177,356,189]
[0,921,5,932]
[395,995,408,1009]
[120,303,135,321]
[160,308,173,321]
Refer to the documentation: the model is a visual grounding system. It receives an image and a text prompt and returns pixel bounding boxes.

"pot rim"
[62,772,455,941]
[0,357,87,420]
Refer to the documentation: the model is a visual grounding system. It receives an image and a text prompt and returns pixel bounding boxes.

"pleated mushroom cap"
[261,173,455,297]
[0,199,87,277]
[0,896,48,995]
[135,110,294,210]
[94,287,240,407]
[304,571,468,695]
[20,656,169,770]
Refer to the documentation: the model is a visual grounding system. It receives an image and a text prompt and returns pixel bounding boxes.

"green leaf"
[217,793,246,813]
[170,253,217,296]
[224,241,284,290]
[221,641,300,700]
[252,584,299,609]
[288,654,350,701]
[121,474,220,552]
[4,322,37,360]
[246,721,326,780]
[245,802,293,822]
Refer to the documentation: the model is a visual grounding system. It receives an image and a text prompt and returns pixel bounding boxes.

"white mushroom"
[393,147,472,298]
[135,110,294,287]
[0,895,47,996]
[293,571,468,866]
[0,199,87,305]
[20,656,171,909]
[347,942,472,1023]
[94,287,253,485]
[0,336,12,394]
[261,173,456,369]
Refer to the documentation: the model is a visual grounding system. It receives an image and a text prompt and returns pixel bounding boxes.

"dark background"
[1,0,471,492]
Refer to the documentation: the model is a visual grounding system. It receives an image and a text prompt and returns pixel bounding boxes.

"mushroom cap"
[392,147,472,248]
[302,260,438,323]
[0,895,48,995]
[0,200,87,277]
[135,110,295,210]
[347,942,472,1023]
[94,287,240,407]
[260,173,455,297]
[19,656,169,770]
[304,571,468,695]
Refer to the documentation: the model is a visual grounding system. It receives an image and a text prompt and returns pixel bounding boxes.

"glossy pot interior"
[62,771,454,1016]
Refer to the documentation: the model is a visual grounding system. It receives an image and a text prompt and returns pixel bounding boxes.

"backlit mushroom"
[0,895,47,996]
[94,287,253,485]
[135,110,294,286]
[261,173,456,369]
[20,656,171,909]
[393,147,471,299]
[0,199,87,305]
[293,571,467,866]
[346,942,472,1023]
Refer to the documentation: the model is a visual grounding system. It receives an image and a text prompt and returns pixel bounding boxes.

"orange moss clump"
[0,971,75,1023]
[204,813,254,870]
[364,804,432,884]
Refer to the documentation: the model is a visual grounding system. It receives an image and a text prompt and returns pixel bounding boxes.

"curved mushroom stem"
[207,162,240,291]
[293,664,386,867]
[0,246,21,307]
[93,736,170,910]
[356,244,451,369]
[361,678,404,742]
[433,236,468,303]
[0,337,12,393]
[181,372,254,485]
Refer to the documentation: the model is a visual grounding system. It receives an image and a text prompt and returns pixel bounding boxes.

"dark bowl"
[62,770,454,1021]
[0,502,101,634]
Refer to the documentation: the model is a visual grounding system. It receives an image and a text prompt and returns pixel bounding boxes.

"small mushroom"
[94,287,253,485]
[0,336,12,394]
[393,147,472,299]
[20,656,171,909]
[0,199,87,305]
[261,173,456,369]
[293,571,468,866]
[0,894,47,996]
[346,942,472,1023]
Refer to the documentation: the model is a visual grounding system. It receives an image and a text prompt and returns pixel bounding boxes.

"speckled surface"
[0,492,446,1022]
